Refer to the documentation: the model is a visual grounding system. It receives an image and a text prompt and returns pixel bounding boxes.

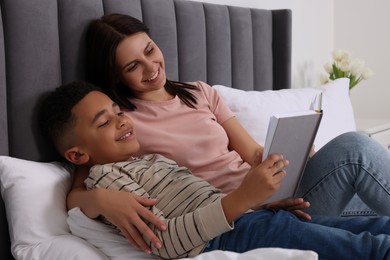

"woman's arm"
[67,166,102,217]
[221,117,263,166]
[67,166,166,254]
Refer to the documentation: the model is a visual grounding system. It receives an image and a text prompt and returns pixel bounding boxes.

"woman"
[68,13,390,254]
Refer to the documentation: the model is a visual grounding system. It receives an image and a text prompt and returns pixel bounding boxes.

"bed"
[0,0,358,259]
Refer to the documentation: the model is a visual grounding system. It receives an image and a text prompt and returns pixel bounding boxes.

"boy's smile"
[70,91,140,165]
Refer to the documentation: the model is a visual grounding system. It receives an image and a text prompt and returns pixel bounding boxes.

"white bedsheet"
[186,248,318,260]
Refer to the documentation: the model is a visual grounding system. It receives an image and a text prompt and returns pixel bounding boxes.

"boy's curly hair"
[39,81,102,154]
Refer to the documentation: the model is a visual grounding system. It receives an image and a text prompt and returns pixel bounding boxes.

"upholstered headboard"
[0,0,291,258]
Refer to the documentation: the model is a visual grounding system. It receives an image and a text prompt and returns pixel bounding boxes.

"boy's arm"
[147,199,232,259]
[222,153,289,223]
[67,166,102,218]
[87,154,287,259]
[87,164,232,259]
[145,154,287,259]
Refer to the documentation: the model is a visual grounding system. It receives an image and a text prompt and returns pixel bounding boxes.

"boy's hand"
[239,153,288,208]
[222,153,289,223]
[265,198,311,220]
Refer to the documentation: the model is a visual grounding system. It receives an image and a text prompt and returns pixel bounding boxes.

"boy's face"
[71,91,140,165]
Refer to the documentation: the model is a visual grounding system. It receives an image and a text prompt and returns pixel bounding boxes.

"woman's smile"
[144,67,161,83]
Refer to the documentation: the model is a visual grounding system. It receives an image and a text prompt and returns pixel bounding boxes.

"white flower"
[349,59,365,75]
[320,74,330,85]
[338,59,350,72]
[361,67,374,80]
[323,49,373,90]
[332,50,351,62]
[324,62,333,74]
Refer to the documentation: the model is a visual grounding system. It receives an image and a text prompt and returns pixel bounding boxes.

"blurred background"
[188,0,390,120]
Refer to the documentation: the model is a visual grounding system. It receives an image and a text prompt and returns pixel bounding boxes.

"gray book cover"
[262,110,323,204]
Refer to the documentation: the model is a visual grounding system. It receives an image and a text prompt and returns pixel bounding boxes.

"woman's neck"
[136,87,174,102]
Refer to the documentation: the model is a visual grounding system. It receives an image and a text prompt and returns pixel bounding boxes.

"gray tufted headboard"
[0,0,291,258]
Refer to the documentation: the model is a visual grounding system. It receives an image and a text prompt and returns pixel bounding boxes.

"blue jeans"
[295,131,390,216]
[203,210,390,259]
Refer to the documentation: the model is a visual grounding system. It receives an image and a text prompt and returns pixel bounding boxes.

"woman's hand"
[67,166,165,254]
[96,189,166,254]
[265,197,311,220]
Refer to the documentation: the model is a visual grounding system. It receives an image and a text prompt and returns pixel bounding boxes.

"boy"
[40,81,390,260]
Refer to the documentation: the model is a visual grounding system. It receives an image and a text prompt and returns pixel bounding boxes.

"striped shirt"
[85,154,232,259]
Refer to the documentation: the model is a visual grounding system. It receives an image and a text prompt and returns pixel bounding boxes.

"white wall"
[188,0,390,120]
[335,0,390,120]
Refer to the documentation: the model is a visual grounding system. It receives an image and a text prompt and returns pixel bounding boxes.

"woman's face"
[115,32,166,99]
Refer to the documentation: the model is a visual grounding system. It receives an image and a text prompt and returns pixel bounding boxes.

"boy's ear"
[65,147,90,165]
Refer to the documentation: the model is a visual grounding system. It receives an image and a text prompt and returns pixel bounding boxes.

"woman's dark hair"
[85,13,198,110]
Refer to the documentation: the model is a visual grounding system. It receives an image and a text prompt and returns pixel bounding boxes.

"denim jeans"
[295,131,390,216]
[203,210,390,259]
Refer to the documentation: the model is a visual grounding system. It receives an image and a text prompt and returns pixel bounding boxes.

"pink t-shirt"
[127,81,251,193]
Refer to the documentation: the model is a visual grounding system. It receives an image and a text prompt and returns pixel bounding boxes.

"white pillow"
[214,78,356,150]
[0,156,107,260]
[68,207,157,260]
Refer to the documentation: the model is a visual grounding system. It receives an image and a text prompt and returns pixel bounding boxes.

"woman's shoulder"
[174,80,222,107]
[186,81,217,96]
[187,80,211,89]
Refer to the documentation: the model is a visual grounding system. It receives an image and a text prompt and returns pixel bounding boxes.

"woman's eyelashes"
[146,46,154,55]
[127,63,137,72]
[125,47,154,73]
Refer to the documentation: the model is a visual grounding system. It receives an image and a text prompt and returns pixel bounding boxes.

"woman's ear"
[65,147,90,166]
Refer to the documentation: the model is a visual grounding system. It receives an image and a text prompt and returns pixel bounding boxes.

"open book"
[262,109,323,204]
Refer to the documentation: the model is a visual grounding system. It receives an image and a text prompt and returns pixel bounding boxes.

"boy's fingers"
[264,154,289,170]
[264,154,283,166]
[272,160,289,177]
[273,169,286,181]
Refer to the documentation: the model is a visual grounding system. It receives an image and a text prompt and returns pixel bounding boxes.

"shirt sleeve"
[149,197,232,259]
[193,81,235,125]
